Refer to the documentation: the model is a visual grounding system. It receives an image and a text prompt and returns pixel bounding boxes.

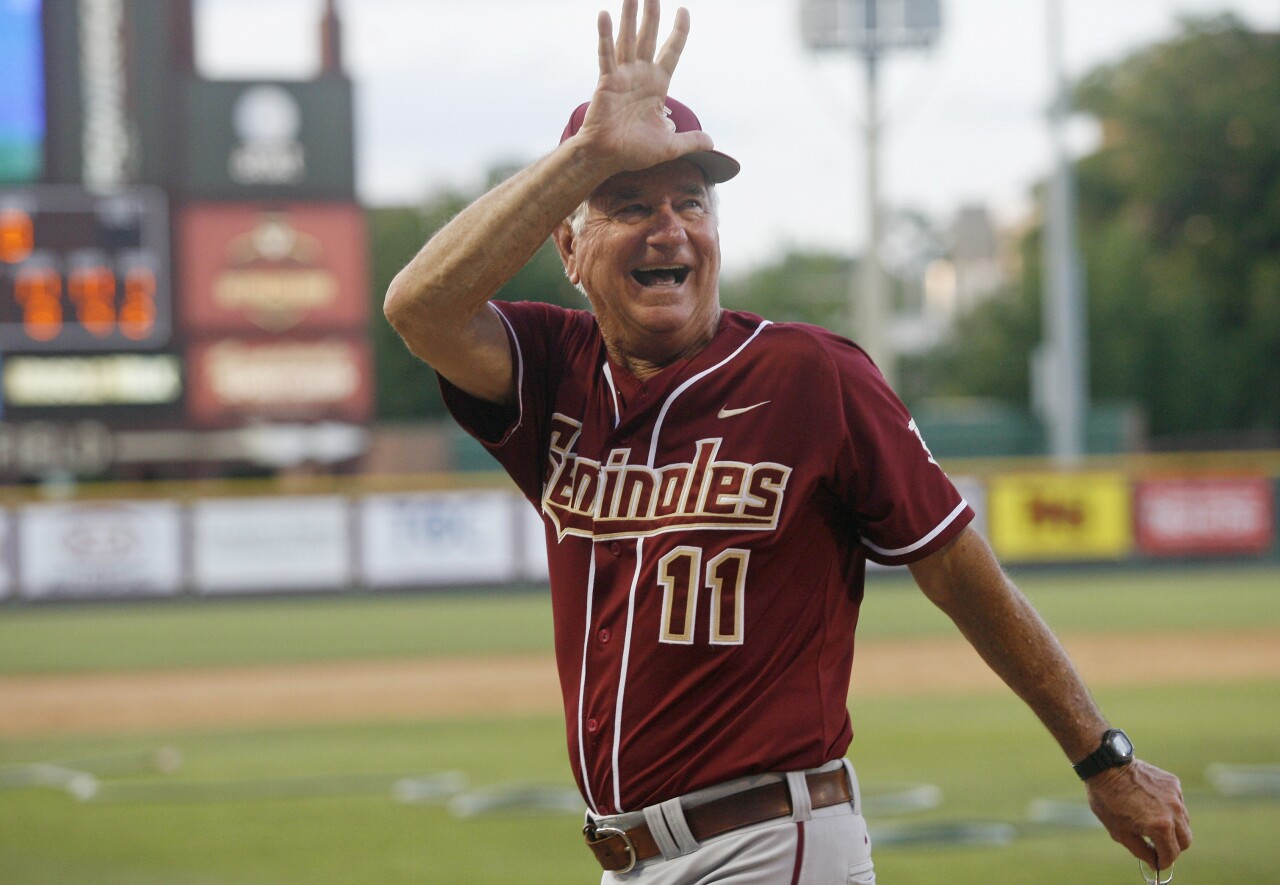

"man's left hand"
[1086,759,1192,870]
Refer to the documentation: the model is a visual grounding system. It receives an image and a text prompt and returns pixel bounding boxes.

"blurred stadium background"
[1,0,1278,882]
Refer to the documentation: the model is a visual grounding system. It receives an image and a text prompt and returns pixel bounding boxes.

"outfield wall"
[0,461,1275,600]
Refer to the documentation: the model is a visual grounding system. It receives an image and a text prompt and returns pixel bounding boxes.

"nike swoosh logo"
[718,401,771,419]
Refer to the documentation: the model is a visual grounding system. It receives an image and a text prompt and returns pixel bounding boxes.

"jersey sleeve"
[819,332,974,565]
[438,300,573,505]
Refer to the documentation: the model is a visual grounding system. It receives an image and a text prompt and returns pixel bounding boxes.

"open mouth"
[631,265,690,287]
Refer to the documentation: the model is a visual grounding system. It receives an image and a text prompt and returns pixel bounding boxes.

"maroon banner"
[186,336,373,427]
[1135,476,1274,556]
[179,203,367,334]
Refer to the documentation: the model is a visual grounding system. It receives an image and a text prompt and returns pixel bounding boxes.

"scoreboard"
[0,186,171,352]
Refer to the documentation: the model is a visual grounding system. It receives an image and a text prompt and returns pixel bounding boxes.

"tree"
[1073,14,1280,442]
[911,15,1280,445]
[719,251,853,330]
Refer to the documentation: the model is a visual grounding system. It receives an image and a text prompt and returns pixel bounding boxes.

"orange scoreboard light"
[0,187,171,352]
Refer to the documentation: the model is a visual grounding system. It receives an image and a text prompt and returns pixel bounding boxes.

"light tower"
[799,0,942,387]
[1036,0,1090,462]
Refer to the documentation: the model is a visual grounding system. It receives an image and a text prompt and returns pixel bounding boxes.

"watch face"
[1109,731,1134,758]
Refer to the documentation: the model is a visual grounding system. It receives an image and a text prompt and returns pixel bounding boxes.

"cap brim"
[685,149,740,184]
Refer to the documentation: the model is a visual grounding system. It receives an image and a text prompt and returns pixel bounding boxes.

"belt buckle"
[583,822,637,874]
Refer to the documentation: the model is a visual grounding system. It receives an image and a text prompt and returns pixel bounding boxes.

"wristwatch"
[1072,728,1134,780]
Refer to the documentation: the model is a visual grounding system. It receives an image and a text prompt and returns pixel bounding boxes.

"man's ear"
[552,223,580,285]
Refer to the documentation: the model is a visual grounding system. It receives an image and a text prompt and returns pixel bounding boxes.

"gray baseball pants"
[592,759,876,884]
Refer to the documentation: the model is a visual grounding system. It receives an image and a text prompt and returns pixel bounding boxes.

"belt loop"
[841,758,862,816]
[786,770,813,822]
[641,802,681,861]
[658,797,700,856]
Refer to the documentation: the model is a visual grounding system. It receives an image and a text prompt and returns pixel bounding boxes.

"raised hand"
[572,0,715,174]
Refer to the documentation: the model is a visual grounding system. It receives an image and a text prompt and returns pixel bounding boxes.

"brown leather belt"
[583,768,853,873]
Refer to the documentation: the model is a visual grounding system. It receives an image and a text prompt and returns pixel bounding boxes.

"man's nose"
[646,204,687,245]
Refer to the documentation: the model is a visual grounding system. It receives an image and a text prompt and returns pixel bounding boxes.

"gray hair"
[566,183,719,237]
[562,182,719,295]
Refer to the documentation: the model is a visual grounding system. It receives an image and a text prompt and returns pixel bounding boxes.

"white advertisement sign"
[0,510,13,599]
[192,496,351,594]
[18,501,183,599]
[520,501,550,582]
[359,491,519,587]
[952,475,988,539]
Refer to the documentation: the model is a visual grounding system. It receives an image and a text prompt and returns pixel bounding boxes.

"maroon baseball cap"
[559,96,740,183]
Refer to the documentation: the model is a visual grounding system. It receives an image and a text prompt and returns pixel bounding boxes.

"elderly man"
[384,1,1191,881]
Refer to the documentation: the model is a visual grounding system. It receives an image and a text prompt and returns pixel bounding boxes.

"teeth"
[632,266,688,287]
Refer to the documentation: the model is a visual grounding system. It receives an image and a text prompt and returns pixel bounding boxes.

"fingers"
[597,11,616,74]
[1117,832,1160,869]
[655,7,691,75]
[671,129,714,157]
[1088,761,1193,870]
[1143,825,1183,869]
[636,0,660,61]
[615,0,638,63]
[606,0,686,71]
[1175,807,1194,853]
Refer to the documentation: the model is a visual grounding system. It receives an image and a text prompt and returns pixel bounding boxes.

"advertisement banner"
[185,335,373,427]
[520,501,550,582]
[192,496,351,594]
[1135,476,1274,556]
[360,491,520,587]
[18,501,182,599]
[951,474,988,539]
[988,471,1132,562]
[0,509,12,598]
[179,203,367,335]
[183,79,355,201]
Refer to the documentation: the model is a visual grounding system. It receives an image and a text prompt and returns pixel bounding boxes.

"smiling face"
[554,159,722,377]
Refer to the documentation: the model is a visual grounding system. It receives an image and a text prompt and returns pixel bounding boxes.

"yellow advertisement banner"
[988,472,1133,562]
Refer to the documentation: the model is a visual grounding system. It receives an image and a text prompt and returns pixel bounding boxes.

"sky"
[196,0,1280,275]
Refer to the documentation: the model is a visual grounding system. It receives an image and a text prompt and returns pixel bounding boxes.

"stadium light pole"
[799,0,942,389]
[1037,0,1090,462]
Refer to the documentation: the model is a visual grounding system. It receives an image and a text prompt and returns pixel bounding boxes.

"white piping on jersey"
[610,535,646,811]
[602,362,622,429]
[605,318,773,812]
[577,549,600,814]
[646,321,773,468]
[488,303,526,436]
[860,499,970,558]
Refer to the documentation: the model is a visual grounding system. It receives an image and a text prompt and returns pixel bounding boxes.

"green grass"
[1,564,1277,674]
[1,683,1276,884]
[1,564,1278,883]
[0,588,555,674]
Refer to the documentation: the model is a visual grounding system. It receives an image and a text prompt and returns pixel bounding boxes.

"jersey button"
[586,717,600,733]
[609,542,622,556]
[597,628,611,644]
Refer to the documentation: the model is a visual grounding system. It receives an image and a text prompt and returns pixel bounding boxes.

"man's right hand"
[571,0,715,177]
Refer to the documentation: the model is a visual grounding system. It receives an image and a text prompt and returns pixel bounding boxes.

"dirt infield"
[1,630,1277,737]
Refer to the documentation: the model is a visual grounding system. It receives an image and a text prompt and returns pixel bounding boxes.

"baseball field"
[1,564,1277,884]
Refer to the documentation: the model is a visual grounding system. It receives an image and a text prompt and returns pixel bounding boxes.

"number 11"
[657,547,749,646]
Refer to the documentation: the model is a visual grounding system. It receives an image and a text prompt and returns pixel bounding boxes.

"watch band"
[1073,728,1134,781]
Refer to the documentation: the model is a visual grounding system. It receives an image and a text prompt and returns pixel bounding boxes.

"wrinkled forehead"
[588,158,711,207]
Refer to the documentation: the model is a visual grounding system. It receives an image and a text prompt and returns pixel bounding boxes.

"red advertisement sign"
[186,336,373,427]
[179,203,367,334]
[1135,477,1274,556]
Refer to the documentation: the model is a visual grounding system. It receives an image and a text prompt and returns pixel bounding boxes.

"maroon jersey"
[441,301,973,816]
